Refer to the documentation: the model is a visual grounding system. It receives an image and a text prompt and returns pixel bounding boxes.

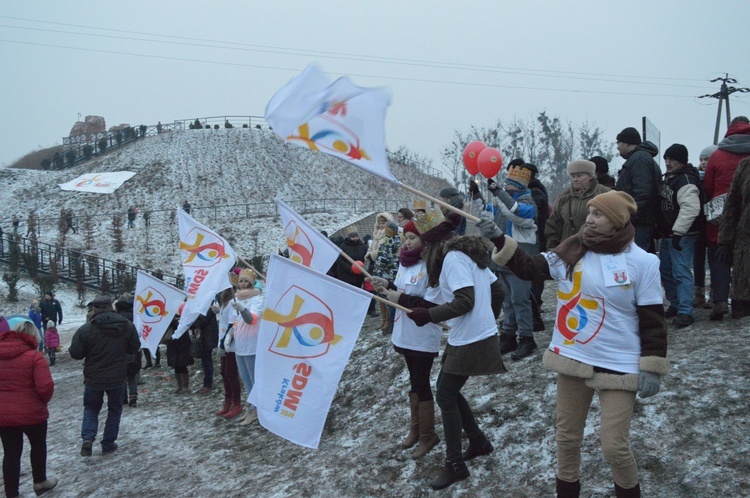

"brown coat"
[545,179,610,249]
[719,158,750,300]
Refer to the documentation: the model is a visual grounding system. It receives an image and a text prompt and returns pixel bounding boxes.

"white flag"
[59,171,136,194]
[133,270,186,357]
[249,255,371,449]
[275,198,340,274]
[174,209,237,339]
[265,64,398,184]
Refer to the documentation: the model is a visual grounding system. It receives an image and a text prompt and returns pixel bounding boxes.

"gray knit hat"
[700,145,717,159]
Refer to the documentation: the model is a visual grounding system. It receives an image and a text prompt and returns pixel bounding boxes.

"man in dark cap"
[657,144,703,328]
[439,187,466,235]
[615,127,662,251]
[69,295,140,457]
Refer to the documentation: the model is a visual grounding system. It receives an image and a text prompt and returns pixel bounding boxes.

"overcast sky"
[2,1,749,178]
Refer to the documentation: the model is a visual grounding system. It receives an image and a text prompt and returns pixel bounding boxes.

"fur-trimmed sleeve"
[491,237,552,282]
[636,304,670,375]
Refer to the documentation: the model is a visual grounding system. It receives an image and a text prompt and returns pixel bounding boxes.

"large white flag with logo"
[249,255,371,449]
[174,209,236,339]
[265,64,398,184]
[59,171,136,194]
[133,270,186,357]
[275,198,340,274]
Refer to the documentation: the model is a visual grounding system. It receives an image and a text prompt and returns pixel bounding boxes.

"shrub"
[98,137,108,154]
[82,144,93,160]
[53,153,64,170]
[213,124,219,130]
[41,158,52,170]
[65,149,76,167]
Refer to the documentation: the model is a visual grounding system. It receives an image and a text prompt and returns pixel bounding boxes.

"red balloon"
[351,260,364,274]
[462,141,486,176]
[477,147,503,178]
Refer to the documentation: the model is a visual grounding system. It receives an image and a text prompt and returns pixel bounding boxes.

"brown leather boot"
[401,393,419,449]
[378,302,388,329]
[412,401,440,459]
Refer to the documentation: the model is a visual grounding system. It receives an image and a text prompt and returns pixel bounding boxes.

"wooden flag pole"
[399,183,482,223]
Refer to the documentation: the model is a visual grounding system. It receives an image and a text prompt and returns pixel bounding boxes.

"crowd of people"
[1,118,749,497]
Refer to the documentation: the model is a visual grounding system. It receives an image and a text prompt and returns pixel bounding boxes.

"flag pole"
[236,255,267,281]
[335,247,412,314]
[398,183,481,223]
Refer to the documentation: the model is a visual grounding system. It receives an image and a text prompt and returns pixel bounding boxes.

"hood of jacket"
[444,235,491,269]
[90,310,130,338]
[718,122,750,154]
[636,140,659,158]
[666,163,702,184]
[0,331,38,360]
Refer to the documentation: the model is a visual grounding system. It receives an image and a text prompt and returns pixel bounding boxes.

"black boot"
[556,477,581,498]
[463,434,493,461]
[430,458,470,490]
[499,334,517,355]
[614,482,641,498]
[511,336,538,361]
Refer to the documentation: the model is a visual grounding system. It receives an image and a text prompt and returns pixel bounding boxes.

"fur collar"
[444,235,492,269]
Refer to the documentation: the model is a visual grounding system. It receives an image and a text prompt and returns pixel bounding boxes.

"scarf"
[399,245,423,267]
[552,222,636,270]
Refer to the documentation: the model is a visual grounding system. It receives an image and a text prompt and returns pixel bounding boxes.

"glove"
[230,301,245,313]
[476,216,503,240]
[715,245,733,265]
[407,307,432,327]
[487,179,499,193]
[368,276,389,293]
[637,371,661,398]
[468,182,480,196]
[384,289,402,304]
[671,235,682,251]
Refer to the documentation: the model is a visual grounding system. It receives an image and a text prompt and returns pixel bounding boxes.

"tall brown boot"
[412,400,440,459]
[401,393,419,449]
[379,302,388,329]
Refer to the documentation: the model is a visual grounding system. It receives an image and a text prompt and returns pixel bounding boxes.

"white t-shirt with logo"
[392,260,442,353]
[545,243,662,374]
[424,251,498,347]
[230,294,264,356]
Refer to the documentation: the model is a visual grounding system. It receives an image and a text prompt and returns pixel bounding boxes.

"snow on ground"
[3,277,750,497]
[2,129,750,497]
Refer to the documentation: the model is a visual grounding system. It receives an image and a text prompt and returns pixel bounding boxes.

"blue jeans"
[81,384,124,451]
[499,270,533,338]
[235,354,256,407]
[435,370,484,461]
[200,348,214,388]
[659,235,696,315]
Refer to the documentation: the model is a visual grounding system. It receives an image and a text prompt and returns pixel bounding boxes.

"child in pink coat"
[44,321,60,366]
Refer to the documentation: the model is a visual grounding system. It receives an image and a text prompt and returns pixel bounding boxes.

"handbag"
[704,193,727,225]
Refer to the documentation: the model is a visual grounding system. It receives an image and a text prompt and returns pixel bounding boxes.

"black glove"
[487,179,499,193]
[715,245,733,265]
[407,307,432,327]
[671,235,682,252]
[468,182,480,196]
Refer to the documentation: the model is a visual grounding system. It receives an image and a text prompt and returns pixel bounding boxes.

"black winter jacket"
[615,141,662,226]
[40,299,63,325]
[333,239,367,287]
[529,179,550,251]
[657,165,704,237]
[193,308,219,349]
[69,309,140,388]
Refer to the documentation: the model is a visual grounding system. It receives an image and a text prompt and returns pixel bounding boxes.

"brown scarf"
[552,222,636,271]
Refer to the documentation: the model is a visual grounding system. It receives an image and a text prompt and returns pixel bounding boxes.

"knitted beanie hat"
[700,145,717,159]
[567,160,596,176]
[616,127,641,145]
[439,187,464,209]
[506,164,532,188]
[402,220,419,236]
[663,143,688,165]
[587,191,637,229]
[589,156,609,174]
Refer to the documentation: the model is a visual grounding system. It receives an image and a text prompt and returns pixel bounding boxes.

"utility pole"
[699,74,750,144]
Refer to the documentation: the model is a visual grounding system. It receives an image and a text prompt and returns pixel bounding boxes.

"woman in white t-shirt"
[371,219,442,460]
[228,268,264,426]
[385,209,506,491]
[478,190,668,498]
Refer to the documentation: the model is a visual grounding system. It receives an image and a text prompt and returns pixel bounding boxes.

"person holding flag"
[370,217,441,460]
[379,209,506,490]
[228,269,264,425]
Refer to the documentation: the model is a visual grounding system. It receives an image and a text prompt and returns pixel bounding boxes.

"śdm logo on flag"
[275,199,340,274]
[180,229,231,268]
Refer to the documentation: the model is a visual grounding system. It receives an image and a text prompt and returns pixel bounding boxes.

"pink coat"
[0,331,54,427]
[44,327,60,349]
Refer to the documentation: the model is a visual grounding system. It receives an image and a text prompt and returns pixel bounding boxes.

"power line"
[0,15,714,89]
[0,38,702,99]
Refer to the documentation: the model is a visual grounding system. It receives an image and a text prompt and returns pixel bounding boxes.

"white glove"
[384,289,402,304]
[368,276,389,293]
[231,301,245,312]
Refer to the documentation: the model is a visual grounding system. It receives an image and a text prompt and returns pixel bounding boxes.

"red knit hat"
[403,220,419,236]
